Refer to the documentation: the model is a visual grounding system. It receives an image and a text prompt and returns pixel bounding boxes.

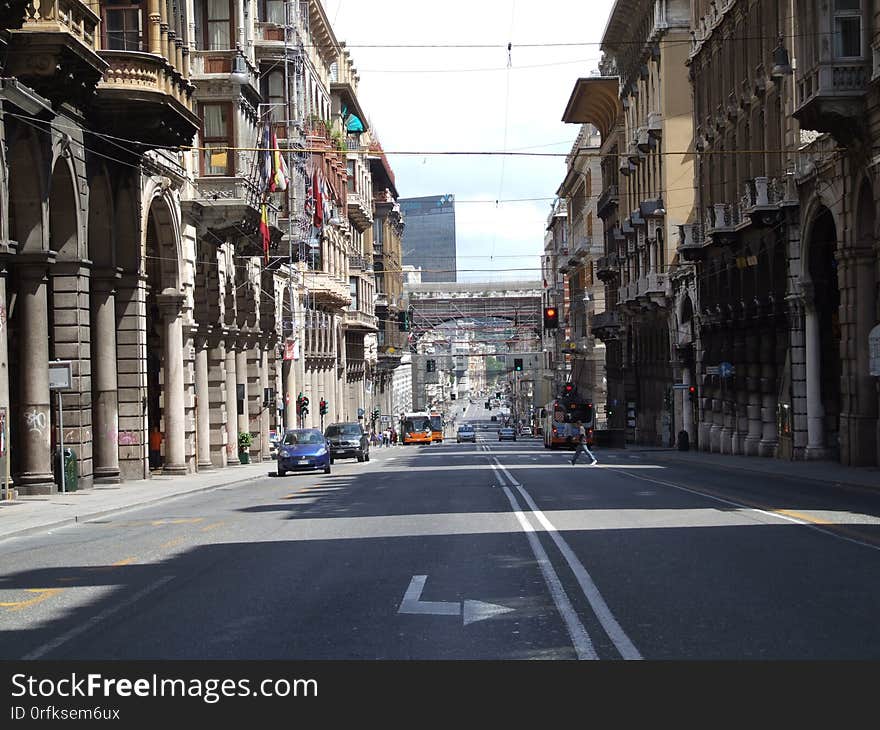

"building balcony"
[638,272,670,306]
[677,223,706,262]
[794,60,870,141]
[184,176,275,254]
[704,202,743,239]
[590,310,621,341]
[741,175,797,226]
[617,281,638,304]
[647,110,662,139]
[595,254,619,282]
[348,253,370,270]
[596,185,619,220]
[92,50,198,149]
[6,0,107,106]
[636,126,654,153]
[347,190,373,232]
[302,268,351,308]
[344,309,379,332]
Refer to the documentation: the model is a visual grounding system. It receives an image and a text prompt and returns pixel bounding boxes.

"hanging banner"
[283,340,296,361]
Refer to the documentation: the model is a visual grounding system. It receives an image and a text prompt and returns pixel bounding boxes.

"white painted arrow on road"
[398,575,514,626]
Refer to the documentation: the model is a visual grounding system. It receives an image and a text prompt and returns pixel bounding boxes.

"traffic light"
[543,306,559,330]
[295,392,303,415]
[450,393,457,400]
[300,395,309,417]
[495,392,501,399]
[688,385,696,396]
[398,309,411,332]
[426,359,435,373]
[514,358,523,372]
[485,400,491,409]
[563,383,573,396]
[371,408,380,421]
[319,398,328,416]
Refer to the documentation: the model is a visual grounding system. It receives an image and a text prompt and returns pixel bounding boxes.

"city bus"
[401,411,434,445]
[543,399,594,449]
[428,411,444,443]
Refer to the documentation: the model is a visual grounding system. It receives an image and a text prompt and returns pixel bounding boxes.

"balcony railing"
[596,185,619,219]
[345,310,379,331]
[22,0,98,47]
[794,59,870,138]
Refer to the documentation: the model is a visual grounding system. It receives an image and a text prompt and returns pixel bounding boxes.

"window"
[205,0,233,50]
[103,3,143,50]
[200,103,232,176]
[834,0,862,58]
[262,0,285,24]
[347,160,356,193]
[349,276,358,311]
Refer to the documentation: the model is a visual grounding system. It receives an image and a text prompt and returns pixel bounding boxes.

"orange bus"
[429,411,444,443]
[401,412,434,445]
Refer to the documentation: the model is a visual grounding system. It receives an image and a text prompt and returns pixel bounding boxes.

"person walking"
[570,420,598,466]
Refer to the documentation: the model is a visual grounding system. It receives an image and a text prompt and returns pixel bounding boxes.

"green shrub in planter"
[238,432,253,464]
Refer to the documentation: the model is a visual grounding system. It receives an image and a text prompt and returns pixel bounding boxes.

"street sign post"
[49,361,73,494]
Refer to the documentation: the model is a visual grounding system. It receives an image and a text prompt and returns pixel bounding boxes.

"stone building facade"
[0,0,405,494]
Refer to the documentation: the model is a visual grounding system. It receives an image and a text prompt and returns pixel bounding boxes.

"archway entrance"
[808,207,841,459]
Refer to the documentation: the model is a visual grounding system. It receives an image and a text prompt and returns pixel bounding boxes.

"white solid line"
[500,486,596,660]
[21,576,176,660]
[497,462,642,660]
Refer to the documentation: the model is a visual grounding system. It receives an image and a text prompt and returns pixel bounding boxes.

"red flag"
[313,170,323,228]
[260,202,270,263]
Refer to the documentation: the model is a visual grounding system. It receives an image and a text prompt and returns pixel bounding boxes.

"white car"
[520,426,532,436]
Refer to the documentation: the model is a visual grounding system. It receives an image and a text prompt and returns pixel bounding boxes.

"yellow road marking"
[776,509,833,525]
[200,522,225,533]
[0,588,63,611]
[160,537,186,549]
[112,557,137,566]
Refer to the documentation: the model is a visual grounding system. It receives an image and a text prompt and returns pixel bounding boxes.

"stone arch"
[8,127,46,252]
[48,158,81,260]
[803,204,842,458]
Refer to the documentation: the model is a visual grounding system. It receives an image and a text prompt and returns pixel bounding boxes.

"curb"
[0,468,272,544]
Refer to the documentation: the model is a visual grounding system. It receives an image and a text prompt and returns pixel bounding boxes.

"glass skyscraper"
[399,194,457,283]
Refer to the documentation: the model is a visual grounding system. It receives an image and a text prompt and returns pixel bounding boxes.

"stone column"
[681,366,694,440]
[804,302,827,459]
[225,336,240,465]
[207,337,228,468]
[260,346,271,460]
[147,0,162,55]
[91,273,121,483]
[759,327,779,457]
[283,358,296,430]
[744,334,762,456]
[236,343,249,438]
[16,263,54,493]
[194,334,213,470]
[157,289,186,475]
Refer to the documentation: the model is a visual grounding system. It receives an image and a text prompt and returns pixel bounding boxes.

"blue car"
[276,429,332,476]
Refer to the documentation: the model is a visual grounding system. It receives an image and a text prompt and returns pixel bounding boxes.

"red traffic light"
[563,383,573,394]
[688,386,696,395]
[546,307,556,317]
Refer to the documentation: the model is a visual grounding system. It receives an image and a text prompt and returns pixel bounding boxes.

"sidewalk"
[616,446,880,490]
[0,461,274,543]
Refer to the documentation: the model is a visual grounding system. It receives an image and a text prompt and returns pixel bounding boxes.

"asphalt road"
[2,437,880,659]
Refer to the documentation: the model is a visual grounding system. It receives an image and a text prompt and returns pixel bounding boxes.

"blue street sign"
[719,362,735,378]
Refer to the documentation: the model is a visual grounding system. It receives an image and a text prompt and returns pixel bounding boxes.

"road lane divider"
[494,475,596,659]
[488,449,643,660]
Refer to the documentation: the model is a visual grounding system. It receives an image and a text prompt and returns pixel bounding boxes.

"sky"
[328,0,617,283]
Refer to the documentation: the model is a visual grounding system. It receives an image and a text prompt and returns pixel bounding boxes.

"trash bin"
[677,430,690,452]
[54,447,78,491]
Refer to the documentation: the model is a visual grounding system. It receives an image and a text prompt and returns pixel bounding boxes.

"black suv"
[324,422,370,463]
